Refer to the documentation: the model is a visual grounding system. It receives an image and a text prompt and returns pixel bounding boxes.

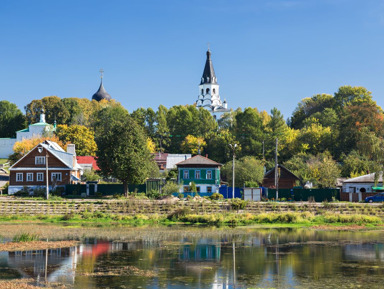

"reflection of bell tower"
[196,49,228,112]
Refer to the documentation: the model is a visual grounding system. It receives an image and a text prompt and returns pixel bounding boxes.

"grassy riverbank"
[0,197,384,227]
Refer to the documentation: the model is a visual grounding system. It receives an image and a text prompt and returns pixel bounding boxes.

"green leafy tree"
[0,101,26,138]
[25,96,70,124]
[95,106,155,196]
[205,129,237,163]
[221,156,265,187]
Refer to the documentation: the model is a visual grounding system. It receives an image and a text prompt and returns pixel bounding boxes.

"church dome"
[92,81,111,101]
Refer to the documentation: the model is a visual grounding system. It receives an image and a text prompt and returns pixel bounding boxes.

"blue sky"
[1,0,384,119]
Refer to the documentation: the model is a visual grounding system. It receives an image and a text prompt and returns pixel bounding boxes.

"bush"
[167,208,191,221]
[178,193,184,199]
[13,233,40,242]
[230,198,248,211]
[146,190,161,199]
[162,182,181,196]
[210,193,224,201]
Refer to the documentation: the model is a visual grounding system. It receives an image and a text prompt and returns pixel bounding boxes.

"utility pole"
[275,138,278,201]
[229,143,237,199]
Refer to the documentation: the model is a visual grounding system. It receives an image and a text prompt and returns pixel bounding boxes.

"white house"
[341,173,382,202]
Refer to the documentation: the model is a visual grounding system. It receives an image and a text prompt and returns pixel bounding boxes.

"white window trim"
[35,156,46,165]
[195,170,201,179]
[37,173,44,182]
[26,173,33,182]
[51,172,62,182]
[16,173,23,182]
[183,170,189,179]
[207,170,212,179]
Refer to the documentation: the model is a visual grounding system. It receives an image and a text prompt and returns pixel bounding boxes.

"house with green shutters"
[176,155,222,194]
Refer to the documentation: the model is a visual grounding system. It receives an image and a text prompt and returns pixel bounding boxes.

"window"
[51,173,62,182]
[35,156,46,165]
[26,173,33,182]
[184,186,191,192]
[207,170,212,179]
[201,89,204,95]
[195,170,200,179]
[16,173,23,182]
[206,88,210,94]
[207,186,212,193]
[183,170,189,179]
[37,173,44,182]
[196,186,200,193]
[213,88,216,94]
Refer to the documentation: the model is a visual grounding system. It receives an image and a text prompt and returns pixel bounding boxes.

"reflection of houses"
[179,239,221,262]
[344,244,384,261]
[340,173,380,202]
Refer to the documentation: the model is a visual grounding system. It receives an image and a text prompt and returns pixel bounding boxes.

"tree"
[233,108,264,158]
[94,106,155,196]
[55,124,97,156]
[180,135,206,155]
[0,101,26,138]
[205,129,237,163]
[221,156,265,187]
[25,96,70,124]
[10,135,66,164]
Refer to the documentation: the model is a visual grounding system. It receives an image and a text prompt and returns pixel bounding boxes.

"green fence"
[65,184,146,196]
[267,188,340,202]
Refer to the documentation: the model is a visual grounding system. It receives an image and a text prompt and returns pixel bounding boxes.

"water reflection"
[0,228,384,288]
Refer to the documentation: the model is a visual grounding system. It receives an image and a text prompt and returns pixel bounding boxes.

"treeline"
[1,85,384,187]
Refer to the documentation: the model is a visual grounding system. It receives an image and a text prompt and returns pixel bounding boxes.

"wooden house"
[262,164,301,189]
[8,140,82,195]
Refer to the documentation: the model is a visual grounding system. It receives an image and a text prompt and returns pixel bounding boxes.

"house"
[153,153,191,171]
[76,156,100,172]
[176,155,221,194]
[340,173,381,202]
[0,111,55,158]
[8,140,82,195]
[262,164,301,189]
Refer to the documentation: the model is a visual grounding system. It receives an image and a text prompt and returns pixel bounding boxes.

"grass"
[13,232,40,242]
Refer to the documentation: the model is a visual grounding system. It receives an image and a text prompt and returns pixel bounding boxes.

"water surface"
[1,226,384,288]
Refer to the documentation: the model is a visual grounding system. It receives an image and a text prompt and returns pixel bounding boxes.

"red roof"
[76,156,100,171]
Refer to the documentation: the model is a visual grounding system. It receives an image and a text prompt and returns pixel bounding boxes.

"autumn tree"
[180,135,206,155]
[55,124,97,156]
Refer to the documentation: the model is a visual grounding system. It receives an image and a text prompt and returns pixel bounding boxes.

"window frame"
[51,172,62,182]
[206,170,212,179]
[195,170,201,179]
[37,173,44,182]
[26,173,33,182]
[183,170,189,179]
[207,186,212,193]
[16,173,23,182]
[35,156,46,165]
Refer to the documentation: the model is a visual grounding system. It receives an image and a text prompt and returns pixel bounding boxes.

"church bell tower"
[196,49,228,112]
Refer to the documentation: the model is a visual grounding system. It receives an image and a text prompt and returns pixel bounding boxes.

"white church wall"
[0,138,16,158]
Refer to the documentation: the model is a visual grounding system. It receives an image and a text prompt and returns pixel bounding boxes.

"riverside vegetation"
[0,197,383,227]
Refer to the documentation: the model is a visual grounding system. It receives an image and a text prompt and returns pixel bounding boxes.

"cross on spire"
[99,68,104,79]
[207,42,210,51]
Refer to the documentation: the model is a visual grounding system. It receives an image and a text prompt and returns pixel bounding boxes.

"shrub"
[167,208,192,221]
[230,198,248,211]
[13,233,40,242]
[210,193,224,201]
[146,190,161,199]
[178,193,184,199]
[162,182,181,196]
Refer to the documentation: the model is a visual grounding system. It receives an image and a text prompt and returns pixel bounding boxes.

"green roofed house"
[176,155,222,194]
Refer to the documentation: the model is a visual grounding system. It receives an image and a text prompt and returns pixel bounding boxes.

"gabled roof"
[10,140,79,170]
[264,164,301,180]
[343,173,383,183]
[176,155,221,167]
[76,156,100,171]
[200,49,217,85]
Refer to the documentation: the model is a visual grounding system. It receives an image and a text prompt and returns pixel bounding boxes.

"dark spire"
[200,49,217,85]
[92,69,112,101]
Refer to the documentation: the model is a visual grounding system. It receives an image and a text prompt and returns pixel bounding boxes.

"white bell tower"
[196,49,229,112]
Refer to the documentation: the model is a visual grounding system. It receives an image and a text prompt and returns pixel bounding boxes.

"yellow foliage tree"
[181,135,206,155]
[55,124,97,156]
[147,138,156,153]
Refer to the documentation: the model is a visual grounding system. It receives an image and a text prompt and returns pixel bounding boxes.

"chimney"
[67,144,76,156]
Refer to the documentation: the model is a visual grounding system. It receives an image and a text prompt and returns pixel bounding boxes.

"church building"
[92,69,112,101]
[196,49,229,113]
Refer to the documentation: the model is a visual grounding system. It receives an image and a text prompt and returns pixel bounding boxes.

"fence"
[65,184,146,196]
[266,188,340,202]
